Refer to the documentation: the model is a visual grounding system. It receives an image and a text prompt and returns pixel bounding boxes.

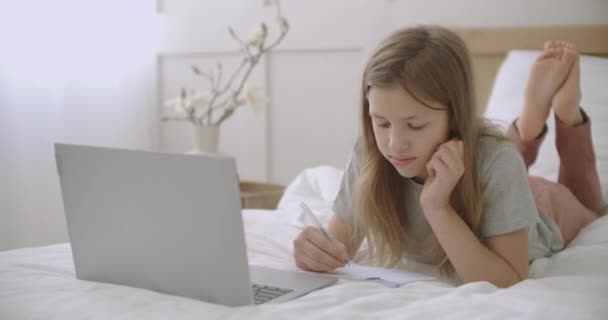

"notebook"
[334,263,437,287]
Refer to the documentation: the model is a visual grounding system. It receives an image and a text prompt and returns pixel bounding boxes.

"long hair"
[353,25,502,276]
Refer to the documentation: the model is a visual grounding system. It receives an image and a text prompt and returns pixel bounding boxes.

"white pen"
[299,202,351,265]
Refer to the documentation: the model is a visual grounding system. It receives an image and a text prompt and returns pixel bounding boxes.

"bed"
[2,25,608,319]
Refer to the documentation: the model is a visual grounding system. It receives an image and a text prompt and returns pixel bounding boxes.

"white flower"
[277,16,289,30]
[239,82,269,115]
[246,23,267,47]
[164,91,212,115]
[186,91,212,111]
[163,97,188,118]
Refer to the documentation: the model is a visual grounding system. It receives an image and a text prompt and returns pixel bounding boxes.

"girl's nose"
[388,130,409,152]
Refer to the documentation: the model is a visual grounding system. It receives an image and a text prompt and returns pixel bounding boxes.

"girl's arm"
[420,140,529,287]
[424,207,528,287]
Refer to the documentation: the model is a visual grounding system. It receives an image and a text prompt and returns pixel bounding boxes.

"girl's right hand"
[293,226,351,272]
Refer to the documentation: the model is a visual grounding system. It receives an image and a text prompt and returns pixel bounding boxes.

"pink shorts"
[506,110,604,245]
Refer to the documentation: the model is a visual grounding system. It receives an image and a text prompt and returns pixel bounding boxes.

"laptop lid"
[55,143,253,306]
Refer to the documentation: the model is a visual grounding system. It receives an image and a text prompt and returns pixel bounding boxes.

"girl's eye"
[408,123,426,130]
[375,122,390,128]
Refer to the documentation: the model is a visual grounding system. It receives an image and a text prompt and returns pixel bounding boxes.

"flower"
[277,16,289,31]
[164,90,212,112]
[163,97,187,118]
[238,82,269,115]
[246,23,268,47]
[161,1,288,127]
[185,91,212,111]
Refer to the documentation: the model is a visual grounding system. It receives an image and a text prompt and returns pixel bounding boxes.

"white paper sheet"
[333,263,437,287]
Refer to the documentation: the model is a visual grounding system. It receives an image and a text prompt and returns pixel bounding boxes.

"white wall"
[1,0,607,250]
[0,1,156,251]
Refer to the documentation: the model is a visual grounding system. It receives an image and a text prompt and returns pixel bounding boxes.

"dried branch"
[165,0,288,127]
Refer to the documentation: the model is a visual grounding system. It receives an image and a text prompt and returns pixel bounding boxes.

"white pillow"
[277,165,343,214]
[484,50,608,198]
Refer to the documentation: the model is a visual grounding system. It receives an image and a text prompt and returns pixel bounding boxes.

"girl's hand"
[293,227,351,272]
[420,139,465,214]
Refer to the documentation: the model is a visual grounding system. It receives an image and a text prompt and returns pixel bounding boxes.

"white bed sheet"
[1,166,608,319]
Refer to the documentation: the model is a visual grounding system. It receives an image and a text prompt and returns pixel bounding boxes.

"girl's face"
[368,85,451,182]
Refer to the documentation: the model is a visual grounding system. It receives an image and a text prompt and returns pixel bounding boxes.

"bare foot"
[547,40,584,126]
[517,45,572,141]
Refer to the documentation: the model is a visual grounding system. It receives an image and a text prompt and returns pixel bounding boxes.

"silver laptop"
[54,143,337,306]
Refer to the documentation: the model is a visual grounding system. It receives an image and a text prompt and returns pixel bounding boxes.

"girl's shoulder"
[476,135,522,177]
[476,134,514,154]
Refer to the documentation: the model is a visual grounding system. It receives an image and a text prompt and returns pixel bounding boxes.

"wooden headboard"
[452,25,608,113]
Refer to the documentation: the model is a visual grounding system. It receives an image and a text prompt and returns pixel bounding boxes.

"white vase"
[190,125,220,154]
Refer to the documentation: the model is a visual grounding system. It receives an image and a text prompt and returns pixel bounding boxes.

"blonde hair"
[353,25,503,276]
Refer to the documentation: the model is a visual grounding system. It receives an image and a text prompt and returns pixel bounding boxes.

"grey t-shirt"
[333,136,564,264]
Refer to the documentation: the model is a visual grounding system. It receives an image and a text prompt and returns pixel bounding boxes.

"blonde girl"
[293,25,603,287]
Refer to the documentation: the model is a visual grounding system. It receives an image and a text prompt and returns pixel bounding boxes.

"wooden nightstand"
[239,181,285,209]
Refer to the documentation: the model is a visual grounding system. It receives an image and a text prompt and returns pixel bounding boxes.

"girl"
[292,25,604,287]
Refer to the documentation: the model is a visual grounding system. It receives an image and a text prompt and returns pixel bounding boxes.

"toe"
[561,47,579,64]
[538,48,559,61]
[544,40,558,51]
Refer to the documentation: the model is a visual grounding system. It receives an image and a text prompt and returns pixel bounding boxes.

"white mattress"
[1,166,608,319]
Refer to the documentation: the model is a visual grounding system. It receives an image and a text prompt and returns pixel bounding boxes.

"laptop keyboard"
[251,283,294,304]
